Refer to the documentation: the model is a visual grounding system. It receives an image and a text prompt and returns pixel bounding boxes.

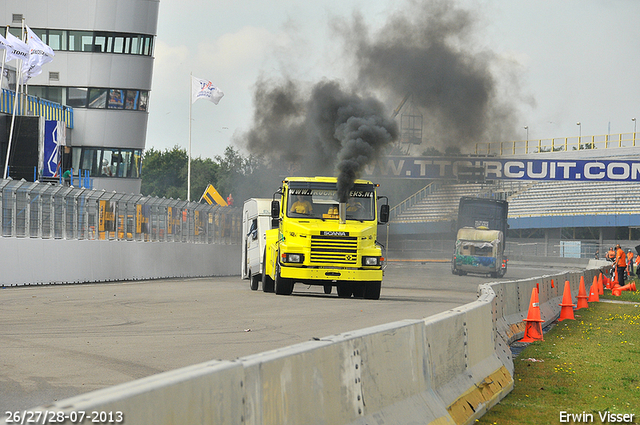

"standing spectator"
[607,247,616,262]
[226,193,234,206]
[614,244,627,286]
[627,249,635,276]
[594,250,599,260]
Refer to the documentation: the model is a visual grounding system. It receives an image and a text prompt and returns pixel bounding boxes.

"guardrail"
[0,178,241,244]
[19,264,599,424]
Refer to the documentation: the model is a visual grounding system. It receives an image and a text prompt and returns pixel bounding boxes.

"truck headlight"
[362,256,381,266]
[282,253,304,263]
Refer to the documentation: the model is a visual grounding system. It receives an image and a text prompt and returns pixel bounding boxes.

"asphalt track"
[0,261,578,413]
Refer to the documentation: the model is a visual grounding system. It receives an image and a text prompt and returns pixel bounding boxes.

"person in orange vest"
[627,249,635,276]
[226,193,234,206]
[607,247,616,262]
[614,244,627,286]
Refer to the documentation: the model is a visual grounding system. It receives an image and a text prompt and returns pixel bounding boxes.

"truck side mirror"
[271,200,280,219]
[379,204,389,223]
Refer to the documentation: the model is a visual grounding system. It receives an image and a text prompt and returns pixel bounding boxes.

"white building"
[1,0,160,194]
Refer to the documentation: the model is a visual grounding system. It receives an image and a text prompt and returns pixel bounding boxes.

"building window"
[94,33,108,53]
[88,88,108,108]
[68,31,94,52]
[47,30,67,50]
[19,28,156,56]
[108,89,125,109]
[75,147,142,179]
[138,91,149,111]
[67,87,88,108]
[125,90,139,110]
[31,86,149,112]
[113,36,125,53]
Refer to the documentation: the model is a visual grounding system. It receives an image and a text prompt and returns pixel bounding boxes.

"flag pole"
[0,26,9,91]
[188,72,192,202]
[3,22,26,180]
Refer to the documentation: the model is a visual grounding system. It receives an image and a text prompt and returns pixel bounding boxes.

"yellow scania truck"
[258,176,389,299]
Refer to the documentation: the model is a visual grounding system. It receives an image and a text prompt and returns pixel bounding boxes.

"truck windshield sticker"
[289,189,373,198]
[287,187,375,221]
[349,191,373,198]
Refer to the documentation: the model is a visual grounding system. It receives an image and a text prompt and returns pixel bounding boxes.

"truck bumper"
[280,264,383,282]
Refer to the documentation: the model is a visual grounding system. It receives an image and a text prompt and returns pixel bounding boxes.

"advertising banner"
[362,156,640,182]
[42,120,65,178]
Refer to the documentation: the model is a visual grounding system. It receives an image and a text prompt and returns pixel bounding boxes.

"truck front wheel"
[352,282,365,298]
[337,282,352,298]
[274,262,294,295]
[363,281,381,300]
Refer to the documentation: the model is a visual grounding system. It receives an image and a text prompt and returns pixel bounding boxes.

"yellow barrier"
[0,89,73,128]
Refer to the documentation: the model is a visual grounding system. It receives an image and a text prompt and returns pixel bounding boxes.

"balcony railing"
[0,88,74,128]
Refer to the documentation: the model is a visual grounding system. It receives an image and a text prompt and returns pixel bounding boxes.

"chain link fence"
[1,178,241,244]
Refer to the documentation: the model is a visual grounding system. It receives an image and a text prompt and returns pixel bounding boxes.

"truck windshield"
[287,188,375,221]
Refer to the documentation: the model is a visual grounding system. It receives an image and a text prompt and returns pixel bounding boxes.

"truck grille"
[310,235,358,265]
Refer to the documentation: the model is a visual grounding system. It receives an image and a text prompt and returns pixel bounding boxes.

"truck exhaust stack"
[339,202,346,224]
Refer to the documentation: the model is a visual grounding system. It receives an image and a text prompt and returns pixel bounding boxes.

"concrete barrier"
[0,238,240,286]
[18,268,598,425]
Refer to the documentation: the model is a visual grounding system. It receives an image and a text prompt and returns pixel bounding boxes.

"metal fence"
[475,132,638,156]
[1,178,241,244]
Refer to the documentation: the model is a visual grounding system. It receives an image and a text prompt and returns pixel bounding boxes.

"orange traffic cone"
[613,281,637,296]
[521,287,544,342]
[603,273,611,289]
[597,273,604,295]
[588,281,599,302]
[611,279,621,291]
[558,281,575,321]
[576,276,589,309]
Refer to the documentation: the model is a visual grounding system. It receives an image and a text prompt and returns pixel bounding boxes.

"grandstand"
[391,183,494,223]
[387,177,640,259]
[390,181,526,224]
[391,180,640,225]
[508,180,636,217]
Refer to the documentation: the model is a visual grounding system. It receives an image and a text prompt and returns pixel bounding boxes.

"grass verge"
[477,278,640,424]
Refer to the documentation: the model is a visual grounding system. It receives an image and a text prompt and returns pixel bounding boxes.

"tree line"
[140,144,430,208]
[140,145,282,205]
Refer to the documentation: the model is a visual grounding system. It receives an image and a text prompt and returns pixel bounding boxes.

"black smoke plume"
[239,0,522,196]
[244,79,398,200]
[337,0,520,147]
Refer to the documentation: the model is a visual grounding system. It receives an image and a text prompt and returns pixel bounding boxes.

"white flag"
[21,27,55,83]
[0,34,10,52]
[25,26,54,67]
[191,75,224,105]
[21,63,43,84]
[4,32,29,63]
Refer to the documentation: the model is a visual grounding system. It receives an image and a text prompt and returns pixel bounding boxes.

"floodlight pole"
[188,72,192,202]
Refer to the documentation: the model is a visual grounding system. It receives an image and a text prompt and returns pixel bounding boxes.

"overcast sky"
[145,0,640,160]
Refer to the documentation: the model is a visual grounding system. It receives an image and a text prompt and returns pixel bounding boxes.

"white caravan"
[241,198,272,290]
